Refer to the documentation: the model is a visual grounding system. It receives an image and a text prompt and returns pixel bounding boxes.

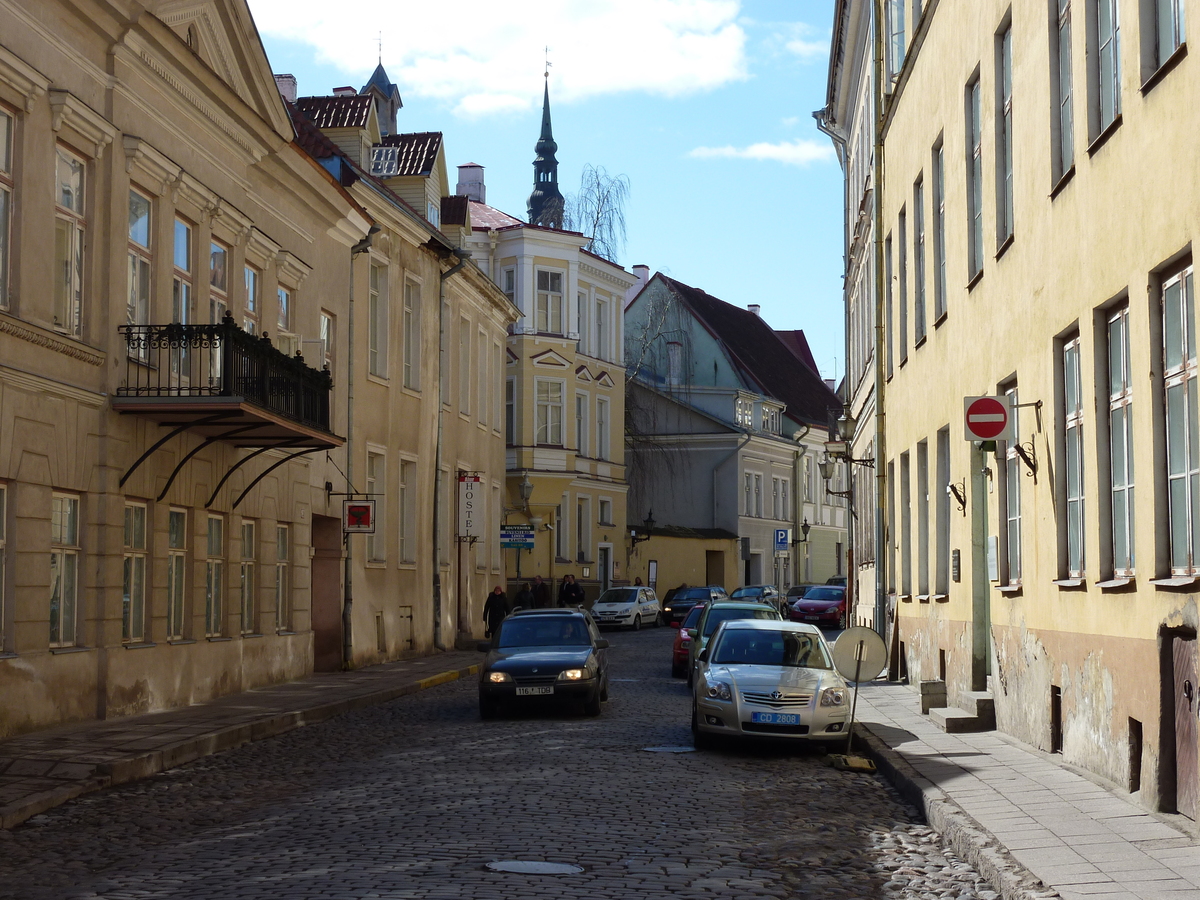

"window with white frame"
[459,318,471,414]
[50,493,80,647]
[596,297,608,360]
[1063,334,1086,577]
[887,0,907,79]
[913,175,926,342]
[0,109,12,310]
[492,341,502,431]
[996,24,1014,244]
[935,428,951,594]
[1094,0,1121,134]
[736,397,754,428]
[275,524,290,631]
[599,498,613,526]
[54,146,86,336]
[932,139,947,319]
[243,265,259,335]
[577,291,588,352]
[555,500,567,560]
[576,497,590,562]
[240,520,255,634]
[917,440,930,595]
[320,311,334,372]
[597,397,610,461]
[505,379,515,444]
[535,270,563,334]
[366,451,384,562]
[804,456,814,501]
[122,503,147,643]
[885,233,894,376]
[205,515,224,637]
[754,473,763,517]
[478,329,489,426]
[398,460,415,563]
[1164,267,1198,573]
[209,242,228,324]
[171,219,192,385]
[1054,0,1075,179]
[744,472,753,515]
[898,206,908,361]
[1107,305,1135,574]
[536,380,563,445]
[1002,383,1022,584]
[276,286,296,357]
[127,190,152,349]
[502,267,515,305]
[369,264,387,377]
[966,76,984,279]
[781,479,790,521]
[167,509,186,639]
[900,452,912,596]
[772,477,781,519]
[576,392,589,456]
[403,279,418,389]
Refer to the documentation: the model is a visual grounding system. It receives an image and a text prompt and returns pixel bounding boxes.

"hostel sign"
[458,475,482,538]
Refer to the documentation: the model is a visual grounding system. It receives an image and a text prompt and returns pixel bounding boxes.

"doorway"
[311,515,343,672]
[705,550,724,590]
[1172,634,1198,819]
[598,545,612,591]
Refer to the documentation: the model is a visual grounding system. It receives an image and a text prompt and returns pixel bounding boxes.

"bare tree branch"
[564,164,630,262]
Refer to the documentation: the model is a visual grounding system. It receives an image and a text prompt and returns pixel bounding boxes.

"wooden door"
[1173,635,1198,820]
[311,516,343,672]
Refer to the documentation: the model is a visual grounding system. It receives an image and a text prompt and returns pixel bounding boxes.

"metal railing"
[116,314,333,432]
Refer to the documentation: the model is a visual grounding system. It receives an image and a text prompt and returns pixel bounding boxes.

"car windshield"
[787,585,814,597]
[711,629,832,669]
[497,617,591,647]
[730,587,761,598]
[702,606,778,637]
[804,588,844,601]
[681,604,706,628]
[673,589,710,601]
[596,589,637,605]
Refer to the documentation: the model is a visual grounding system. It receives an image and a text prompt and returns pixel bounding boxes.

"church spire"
[527,68,564,229]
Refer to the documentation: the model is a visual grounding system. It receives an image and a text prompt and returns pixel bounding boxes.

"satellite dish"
[832,626,888,683]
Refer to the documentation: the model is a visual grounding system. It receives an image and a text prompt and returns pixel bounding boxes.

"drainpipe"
[344,225,379,669]
[712,431,753,529]
[433,248,472,651]
[872,0,889,640]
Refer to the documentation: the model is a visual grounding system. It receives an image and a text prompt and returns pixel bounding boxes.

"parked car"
[477,609,610,718]
[785,584,821,601]
[825,576,847,586]
[591,586,661,629]
[662,586,726,627]
[731,584,785,614]
[691,619,849,750]
[788,585,846,627]
[687,600,783,686]
[671,603,707,677]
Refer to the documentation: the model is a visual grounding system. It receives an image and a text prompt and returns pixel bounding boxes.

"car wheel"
[671,662,684,678]
[479,697,500,720]
[632,614,641,631]
[584,690,602,717]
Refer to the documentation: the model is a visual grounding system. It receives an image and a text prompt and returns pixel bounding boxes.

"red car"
[788,586,846,627]
[671,603,707,677]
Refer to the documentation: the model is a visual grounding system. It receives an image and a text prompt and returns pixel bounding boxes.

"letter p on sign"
[964,396,1015,442]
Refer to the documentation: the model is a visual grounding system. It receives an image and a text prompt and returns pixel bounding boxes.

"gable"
[153,0,294,140]
[506,348,519,366]
[575,365,593,383]
[595,370,615,388]
[530,349,570,368]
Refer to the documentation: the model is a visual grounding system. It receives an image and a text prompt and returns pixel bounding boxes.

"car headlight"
[620,607,634,614]
[558,668,585,681]
[820,687,846,707]
[488,671,513,683]
[705,681,732,701]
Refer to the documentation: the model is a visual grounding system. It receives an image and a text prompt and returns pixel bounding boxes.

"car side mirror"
[594,638,610,649]
[698,648,709,661]
[687,629,698,639]
[476,640,491,653]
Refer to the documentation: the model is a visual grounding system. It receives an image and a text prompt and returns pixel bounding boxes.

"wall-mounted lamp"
[1014,441,1038,483]
[793,518,812,544]
[631,509,656,545]
[947,481,967,515]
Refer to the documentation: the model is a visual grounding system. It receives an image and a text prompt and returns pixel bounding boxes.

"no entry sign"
[963,395,1014,442]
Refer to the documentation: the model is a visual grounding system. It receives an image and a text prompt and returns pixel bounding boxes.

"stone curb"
[854,722,1062,900]
[0,663,479,830]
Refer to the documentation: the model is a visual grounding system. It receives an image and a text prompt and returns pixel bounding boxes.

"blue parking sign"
[774,529,790,552]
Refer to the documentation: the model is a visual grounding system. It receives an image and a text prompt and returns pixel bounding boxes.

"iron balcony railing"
[116,314,333,433]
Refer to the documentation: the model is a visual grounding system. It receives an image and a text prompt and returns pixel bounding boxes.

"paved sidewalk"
[855,682,1200,900]
[0,649,480,829]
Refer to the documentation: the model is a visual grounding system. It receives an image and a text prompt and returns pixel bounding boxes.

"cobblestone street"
[0,629,999,900]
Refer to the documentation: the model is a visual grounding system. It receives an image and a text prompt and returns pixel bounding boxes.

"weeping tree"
[564,165,630,262]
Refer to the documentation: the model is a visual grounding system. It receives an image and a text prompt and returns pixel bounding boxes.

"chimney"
[824,378,836,391]
[747,304,761,317]
[274,73,297,104]
[624,264,651,309]
[332,86,357,97]
[456,163,486,203]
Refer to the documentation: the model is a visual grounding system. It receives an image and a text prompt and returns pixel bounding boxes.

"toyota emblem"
[532,668,538,674]
[771,690,784,700]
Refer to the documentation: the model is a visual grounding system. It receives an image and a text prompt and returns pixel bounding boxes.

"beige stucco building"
[824,0,1200,817]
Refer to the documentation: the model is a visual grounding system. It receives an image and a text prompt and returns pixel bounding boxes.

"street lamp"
[631,509,656,545]
[518,474,534,504]
[793,518,812,543]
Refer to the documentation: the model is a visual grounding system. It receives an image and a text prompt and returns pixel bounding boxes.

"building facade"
[828,0,1200,817]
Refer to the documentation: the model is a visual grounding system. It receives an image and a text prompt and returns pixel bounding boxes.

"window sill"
[1142,42,1188,95]
[207,636,233,642]
[555,556,572,564]
[366,373,389,387]
[398,561,418,570]
[966,269,984,292]
[1052,578,1086,589]
[1087,114,1123,157]
[400,385,421,398]
[1151,575,1199,589]
[916,594,930,603]
[168,638,197,645]
[1050,165,1076,200]
[933,311,948,329]
[241,632,264,639]
[122,641,157,650]
[1097,577,1134,591]
[365,560,387,568]
[996,583,1023,595]
[50,645,92,654]
[995,233,1014,261]
[931,593,949,603]
[898,593,913,603]
[899,355,908,369]
[598,522,615,528]
[914,334,928,350]
[277,630,299,636]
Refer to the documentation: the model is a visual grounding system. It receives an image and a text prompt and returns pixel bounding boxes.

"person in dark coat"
[514,582,534,610]
[483,586,508,638]
[557,573,585,608]
[531,575,551,609]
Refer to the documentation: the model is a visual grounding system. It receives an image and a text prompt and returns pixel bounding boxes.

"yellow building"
[824,0,1200,817]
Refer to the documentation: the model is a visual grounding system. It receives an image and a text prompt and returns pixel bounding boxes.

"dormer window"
[735,397,754,428]
[427,201,440,228]
[762,406,780,434]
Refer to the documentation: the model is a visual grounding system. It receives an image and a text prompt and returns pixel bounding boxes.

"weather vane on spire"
[544,46,552,79]
[377,31,383,65]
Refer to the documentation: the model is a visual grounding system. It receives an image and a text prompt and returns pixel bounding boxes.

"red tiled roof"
[441,194,469,227]
[657,275,841,428]
[377,131,442,176]
[468,200,524,230]
[774,329,820,373]
[287,102,343,161]
[294,95,373,129]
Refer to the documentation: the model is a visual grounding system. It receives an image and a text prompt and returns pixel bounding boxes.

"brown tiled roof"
[287,102,342,160]
[468,200,524,230]
[658,275,841,428]
[377,131,442,176]
[774,329,820,373]
[294,95,373,129]
[441,194,469,227]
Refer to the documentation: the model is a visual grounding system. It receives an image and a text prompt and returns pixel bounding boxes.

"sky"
[248,0,845,381]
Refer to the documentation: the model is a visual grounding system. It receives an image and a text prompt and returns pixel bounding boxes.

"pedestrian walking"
[514,582,534,610]
[634,577,643,586]
[557,573,585,608]
[531,575,551,609]
[483,586,508,638]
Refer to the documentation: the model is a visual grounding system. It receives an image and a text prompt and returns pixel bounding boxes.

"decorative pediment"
[276,251,312,287]
[49,90,116,159]
[123,136,182,194]
[530,349,570,368]
[575,365,593,383]
[0,43,48,113]
[505,348,519,366]
[596,370,615,388]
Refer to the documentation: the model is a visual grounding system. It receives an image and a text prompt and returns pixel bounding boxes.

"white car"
[691,619,849,749]
[590,586,661,630]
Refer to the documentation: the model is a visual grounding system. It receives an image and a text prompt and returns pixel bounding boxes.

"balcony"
[113,315,341,450]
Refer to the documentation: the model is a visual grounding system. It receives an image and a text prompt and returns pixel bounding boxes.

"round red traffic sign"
[965,396,1009,440]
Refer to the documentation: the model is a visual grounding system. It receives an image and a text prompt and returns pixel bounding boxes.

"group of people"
[481,573,588,637]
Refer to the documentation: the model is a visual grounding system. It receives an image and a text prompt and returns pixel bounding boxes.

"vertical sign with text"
[458,475,481,538]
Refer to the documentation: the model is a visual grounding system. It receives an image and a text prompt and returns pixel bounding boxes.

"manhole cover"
[486,861,584,875]
[642,746,696,753]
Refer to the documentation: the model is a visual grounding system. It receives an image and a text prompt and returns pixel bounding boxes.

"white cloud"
[785,37,827,60]
[248,0,749,117]
[688,139,834,166]
[781,115,799,127]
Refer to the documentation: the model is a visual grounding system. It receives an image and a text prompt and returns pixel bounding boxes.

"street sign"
[342,499,375,533]
[458,475,481,537]
[963,395,1014,442]
[500,525,535,548]
[774,528,790,556]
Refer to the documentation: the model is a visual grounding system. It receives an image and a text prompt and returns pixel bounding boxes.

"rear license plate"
[516,686,554,696]
[804,615,822,621]
[751,712,800,725]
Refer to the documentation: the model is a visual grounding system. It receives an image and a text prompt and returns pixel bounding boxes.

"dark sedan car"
[662,587,725,626]
[477,609,610,718]
[788,586,846,627]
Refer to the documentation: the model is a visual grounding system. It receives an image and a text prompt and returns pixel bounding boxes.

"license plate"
[804,615,822,621]
[515,686,554,696]
[751,712,800,725]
